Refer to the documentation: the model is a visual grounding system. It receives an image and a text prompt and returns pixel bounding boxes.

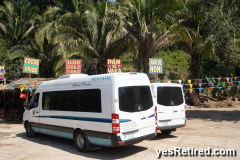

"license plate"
[160,122,168,126]
[124,133,135,140]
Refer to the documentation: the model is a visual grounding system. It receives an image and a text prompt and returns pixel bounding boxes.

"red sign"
[107,59,122,73]
[20,93,27,98]
[65,59,81,75]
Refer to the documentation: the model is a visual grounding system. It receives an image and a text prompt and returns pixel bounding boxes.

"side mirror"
[25,102,30,110]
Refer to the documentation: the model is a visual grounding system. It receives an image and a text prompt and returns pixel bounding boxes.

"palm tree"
[0,0,40,49]
[178,35,214,78]
[39,0,130,74]
[110,0,196,74]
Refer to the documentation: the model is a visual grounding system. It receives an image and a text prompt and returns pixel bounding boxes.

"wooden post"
[26,74,31,102]
[155,74,157,83]
[4,91,5,109]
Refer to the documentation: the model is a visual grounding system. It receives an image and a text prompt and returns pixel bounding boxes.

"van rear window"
[157,87,183,106]
[119,86,153,112]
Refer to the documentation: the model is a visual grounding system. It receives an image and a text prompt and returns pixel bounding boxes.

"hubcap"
[76,134,84,148]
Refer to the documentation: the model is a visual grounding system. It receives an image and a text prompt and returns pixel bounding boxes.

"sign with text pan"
[149,58,163,74]
[107,59,122,73]
[0,65,5,79]
[65,59,81,75]
[23,57,40,74]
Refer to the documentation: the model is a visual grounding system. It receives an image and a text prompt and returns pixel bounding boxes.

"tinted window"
[42,92,58,110]
[157,87,183,106]
[119,86,153,112]
[59,90,79,111]
[42,89,101,112]
[30,93,40,108]
[79,89,101,112]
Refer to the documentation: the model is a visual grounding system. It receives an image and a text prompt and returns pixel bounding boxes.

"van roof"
[151,83,182,87]
[39,73,146,87]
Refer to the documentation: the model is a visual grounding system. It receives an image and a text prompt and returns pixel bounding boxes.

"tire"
[26,122,35,138]
[161,130,172,135]
[74,130,88,152]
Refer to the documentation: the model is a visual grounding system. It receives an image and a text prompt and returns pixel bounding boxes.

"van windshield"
[119,86,153,112]
[157,86,183,106]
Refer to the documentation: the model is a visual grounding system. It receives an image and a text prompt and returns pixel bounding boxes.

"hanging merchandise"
[218,82,222,86]
[188,80,191,83]
[219,87,222,91]
[208,83,212,87]
[199,83,202,87]
[207,78,211,83]
[198,79,202,83]
[226,78,229,82]
[34,81,37,84]
[217,78,221,82]
[168,80,171,83]
[178,80,182,84]
[208,88,213,92]
[11,85,15,90]
[14,78,17,81]
[181,84,184,88]
[228,82,232,86]
[20,93,27,98]
[23,81,26,83]
[199,88,203,93]
[238,86,240,89]
[234,77,237,81]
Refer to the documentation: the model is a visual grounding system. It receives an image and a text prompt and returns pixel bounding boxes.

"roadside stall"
[0,78,55,121]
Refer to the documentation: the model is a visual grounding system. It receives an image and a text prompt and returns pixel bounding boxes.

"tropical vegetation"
[0,0,240,82]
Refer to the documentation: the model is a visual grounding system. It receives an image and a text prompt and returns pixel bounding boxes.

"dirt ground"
[0,107,240,160]
[194,94,240,108]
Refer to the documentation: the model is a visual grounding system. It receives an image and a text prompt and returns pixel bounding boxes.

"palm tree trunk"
[137,54,142,72]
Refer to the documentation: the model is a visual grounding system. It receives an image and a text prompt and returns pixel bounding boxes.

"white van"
[151,83,186,135]
[23,73,156,152]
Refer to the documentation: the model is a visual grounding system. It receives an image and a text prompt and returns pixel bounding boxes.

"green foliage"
[0,37,8,62]
[157,46,190,80]
[0,0,240,83]
[5,109,22,121]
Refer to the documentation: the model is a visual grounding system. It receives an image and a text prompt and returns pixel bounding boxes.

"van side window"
[42,92,58,110]
[58,90,79,111]
[79,89,101,112]
[42,89,102,112]
[30,93,39,108]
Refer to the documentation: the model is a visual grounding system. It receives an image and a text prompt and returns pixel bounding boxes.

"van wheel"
[26,122,35,138]
[74,130,88,152]
[161,130,172,135]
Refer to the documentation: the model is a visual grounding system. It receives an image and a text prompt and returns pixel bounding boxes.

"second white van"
[151,83,186,135]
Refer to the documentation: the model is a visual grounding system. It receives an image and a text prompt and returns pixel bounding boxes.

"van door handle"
[141,116,146,120]
[173,110,178,113]
[36,111,39,113]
